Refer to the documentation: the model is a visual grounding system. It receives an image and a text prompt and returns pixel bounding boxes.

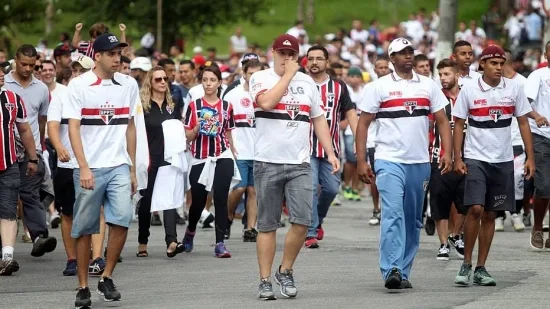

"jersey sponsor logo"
[252,83,262,92]
[288,86,305,95]
[489,108,503,122]
[415,89,430,97]
[100,108,115,124]
[389,91,402,97]
[240,97,251,107]
[474,99,487,106]
[286,104,300,119]
[404,101,417,114]
[497,96,515,105]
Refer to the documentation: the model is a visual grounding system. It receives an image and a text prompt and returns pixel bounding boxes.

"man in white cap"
[129,57,152,88]
[356,37,453,289]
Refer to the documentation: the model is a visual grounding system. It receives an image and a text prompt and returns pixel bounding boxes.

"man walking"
[356,38,452,289]
[65,33,137,308]
[249,34,339,300]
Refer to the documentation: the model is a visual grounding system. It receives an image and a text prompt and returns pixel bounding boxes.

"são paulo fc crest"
[403,101,417,114]
[247,113,255,126]
[5,102,15,112]
[286,105,300,119]
[489,109,503,122]
[327,92,335,104]
[100,108,115,124]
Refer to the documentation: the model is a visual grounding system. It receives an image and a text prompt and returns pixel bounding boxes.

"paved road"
[2,197,548,309]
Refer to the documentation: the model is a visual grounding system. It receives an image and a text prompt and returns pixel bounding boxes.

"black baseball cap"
[241,53,259,64]
[93,33,128,52]
[0,61,9,68]
[53,43,75,58]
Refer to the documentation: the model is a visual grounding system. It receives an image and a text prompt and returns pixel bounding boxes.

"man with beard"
[430,59,466,261]
[304,45,358,248]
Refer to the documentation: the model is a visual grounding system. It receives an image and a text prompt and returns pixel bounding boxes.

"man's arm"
[15,122,38,161]
[452,118,466,161]
[253,60,299,111]
[68,119,88,169]
[356,111,375,162]
[345,109,359,137]
[518,116,534,161]
[126,118,137,169]
[39,116,47,146]
[72,23,83,49]
[311,115,336,158]
[432,109,452,159]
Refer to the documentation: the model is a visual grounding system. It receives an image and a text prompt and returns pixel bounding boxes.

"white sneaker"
[331,195,342,206]
[49,212,61,229]
[495,217,504,231]
[511,214,525,232]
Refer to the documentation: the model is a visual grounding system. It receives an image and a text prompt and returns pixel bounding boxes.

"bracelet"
[28,159,39,164]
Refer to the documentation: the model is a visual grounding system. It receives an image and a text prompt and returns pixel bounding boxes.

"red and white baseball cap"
[388,38,413,56]
[477,45,506,71]
[272,34,299,53]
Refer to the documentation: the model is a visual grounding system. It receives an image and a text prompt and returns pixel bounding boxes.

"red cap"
[272,34,299,53]
[300,56,308,68]
[478,45,506,71]
[192,55,206,67]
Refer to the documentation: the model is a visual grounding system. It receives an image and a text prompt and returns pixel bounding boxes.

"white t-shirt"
[230,35,248,53]
[224,84,255,160]
[50,83,67,98]
[525,67,550,140]
[452,77,532,163]
[350,29,369,43]
[509,73,528,147]
[359,72,448,164]
[345,85,362,136]
[47,86,76,169]
[64,71,139,169]
[359,83,378,148]
[249,68,324,164]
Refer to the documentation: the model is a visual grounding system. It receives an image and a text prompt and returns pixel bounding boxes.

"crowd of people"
[1,1,550,308]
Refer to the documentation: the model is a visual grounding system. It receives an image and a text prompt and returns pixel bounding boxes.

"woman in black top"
[137,66,184,258]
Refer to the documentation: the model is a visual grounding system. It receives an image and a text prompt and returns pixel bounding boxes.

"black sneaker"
[400,279,412,289]
[225,220,232,240]
[436,244,450,261]
[75,287,92,309]
[384,268,402,289]
[31,235,57,257]
[97,277,121,302]
[243,229,258,242]
[150,213,162,226]
[424,217,435,236]
[0,259,20,276]
[452,235,465,259]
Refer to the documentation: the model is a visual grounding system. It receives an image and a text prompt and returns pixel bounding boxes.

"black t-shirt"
[144,100,180,167]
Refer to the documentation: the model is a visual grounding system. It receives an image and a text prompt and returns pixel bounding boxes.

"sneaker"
[274,266,298,298]
[545,238,550,249]
[343,187,353,200]
[304,237,319,249]
[436,244,450,261]
[511,214,525,232]
[530,230,544,250]
[75,287,92,309]
[454,263,472,286]
[384,268,402,289]
[473,266,496,286]
[225,220,232,240]
[199,211,214,228]
[89,257,106,276]
[150,213,162,226]
[424,217,435,236]
[243,229,257,242]
[31,235,57,257]
[523,212,532,227]
[63,259,77,276]
[97,277,121,301]
[22,233,32,243]
[214,242,231,258]
[544,212,549,232]
[452,236,465,259]
[351,190,361,201]
[331,195,342,206]
[182,229,195,252]
[369,211,380,226]
[0,259,20,276]
[317,225,325,240]
[400,279,412,289]
[495,217,504,231]
[257,279,277,300]
[50,212,61,229]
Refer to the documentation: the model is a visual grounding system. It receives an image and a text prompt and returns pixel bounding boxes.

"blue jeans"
[375,159,430,281]
[71,164,133,238]
[308,157,341,238]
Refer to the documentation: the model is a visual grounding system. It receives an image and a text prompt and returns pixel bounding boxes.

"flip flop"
[136,251,148,257]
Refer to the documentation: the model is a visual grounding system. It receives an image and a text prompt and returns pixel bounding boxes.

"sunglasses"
[154,77,169,83]
[34,65,43,71]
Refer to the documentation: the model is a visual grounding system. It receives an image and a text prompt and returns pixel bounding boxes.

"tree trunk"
[45,0,54,36]
[306,0,315,24]
[297,0,304,21]
[433,0,457,76]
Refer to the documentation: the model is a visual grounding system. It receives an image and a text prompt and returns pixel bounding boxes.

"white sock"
[2,246,14,260]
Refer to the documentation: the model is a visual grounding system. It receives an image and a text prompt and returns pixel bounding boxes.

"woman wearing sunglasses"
[137,66,185,258]
[183,65,237,258]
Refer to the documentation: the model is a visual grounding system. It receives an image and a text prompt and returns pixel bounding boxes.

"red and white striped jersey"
[184,98,235,160]
[224,85,255,160]
[452,77,532,163]
[0,89,27,171]
[77,41,95,58]
[310,76,355,158]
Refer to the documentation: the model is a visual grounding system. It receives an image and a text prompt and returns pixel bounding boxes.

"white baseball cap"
[388,38,414,56]
[70,55,95,69]
[129,57,152,72]
[193,46,203,54]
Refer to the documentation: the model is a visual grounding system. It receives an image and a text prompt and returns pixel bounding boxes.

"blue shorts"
[344,134,356,163]
[71,164,133,238]
[234,160,254,188]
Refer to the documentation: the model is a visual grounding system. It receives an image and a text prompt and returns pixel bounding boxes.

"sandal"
[136,251,148,257]
[166,242,184,258]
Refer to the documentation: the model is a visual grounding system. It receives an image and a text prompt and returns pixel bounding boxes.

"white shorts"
[514,152,526,200]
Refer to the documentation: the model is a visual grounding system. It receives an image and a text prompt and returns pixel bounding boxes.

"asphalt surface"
[2,196,549,309]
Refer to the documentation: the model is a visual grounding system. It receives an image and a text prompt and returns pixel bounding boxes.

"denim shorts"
[0,164,21,220]
[71,164,133,238]
[234,160,254,188]
[344,134,356,163]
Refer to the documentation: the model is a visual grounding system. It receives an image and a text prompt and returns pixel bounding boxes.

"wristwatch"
[28,159,39,164]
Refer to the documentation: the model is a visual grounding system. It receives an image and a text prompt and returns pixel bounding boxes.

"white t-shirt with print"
[225,84,255,160]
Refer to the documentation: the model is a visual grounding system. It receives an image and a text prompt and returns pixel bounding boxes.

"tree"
[59,0,267,51]
[0,0,47,50]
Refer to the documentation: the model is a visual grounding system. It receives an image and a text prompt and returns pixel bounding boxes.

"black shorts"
[0,164,21,220]
[533,133,550,198]
[367,147,375,169]
[54,167,75,216]
[429,163,466,220]
[463,158,514,212]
